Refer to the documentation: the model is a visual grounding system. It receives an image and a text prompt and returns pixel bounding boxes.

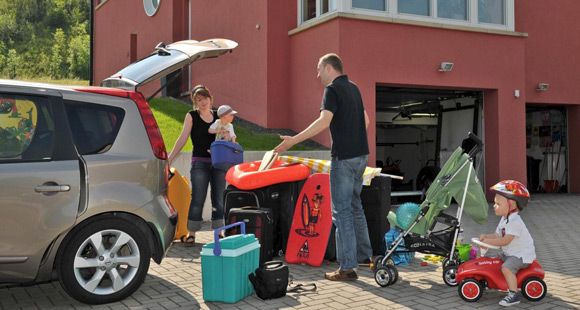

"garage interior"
[375,86,484,194]
[526,106,568,193]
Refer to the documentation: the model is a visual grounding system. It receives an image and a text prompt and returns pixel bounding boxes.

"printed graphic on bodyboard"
[285,173,331,267]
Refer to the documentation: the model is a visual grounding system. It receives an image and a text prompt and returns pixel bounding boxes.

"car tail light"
[74,87,167,160]
[128,92,168,160]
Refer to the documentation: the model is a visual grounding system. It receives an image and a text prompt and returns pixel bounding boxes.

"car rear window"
[64,101,125,155]
[0,95,54,161]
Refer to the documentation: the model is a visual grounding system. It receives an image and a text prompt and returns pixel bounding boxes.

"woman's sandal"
[180,235,196,246]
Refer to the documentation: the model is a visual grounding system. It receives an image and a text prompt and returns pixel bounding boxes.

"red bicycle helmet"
[490,180,530,210]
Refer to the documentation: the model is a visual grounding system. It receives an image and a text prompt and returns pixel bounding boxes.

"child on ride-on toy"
[479,180,535,307]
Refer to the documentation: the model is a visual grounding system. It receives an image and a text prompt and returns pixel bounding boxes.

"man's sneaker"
[324,268,358,281]
[499,291,521,307]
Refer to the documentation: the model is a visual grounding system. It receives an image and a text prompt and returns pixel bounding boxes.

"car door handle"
[35,184,71,193]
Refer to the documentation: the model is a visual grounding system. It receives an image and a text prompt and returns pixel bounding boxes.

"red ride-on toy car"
[456,238,547,302]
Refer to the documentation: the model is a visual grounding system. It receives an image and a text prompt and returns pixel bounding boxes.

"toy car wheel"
[374,267,393,287]
[387,265,399,285]
[459,279,483,302]
[443,265,458,287]
[521,277,547,301]
[371,255,384,271]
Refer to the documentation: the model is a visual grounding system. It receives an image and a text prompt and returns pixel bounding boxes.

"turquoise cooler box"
[201,222,260,303]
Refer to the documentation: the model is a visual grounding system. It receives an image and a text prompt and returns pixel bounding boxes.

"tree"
[67,24,90,79]
[49,28,68,79]
[5,49,20,79]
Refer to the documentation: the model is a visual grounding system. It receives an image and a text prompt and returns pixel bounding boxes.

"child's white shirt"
[210,120,236,141]
[495,213,536,263]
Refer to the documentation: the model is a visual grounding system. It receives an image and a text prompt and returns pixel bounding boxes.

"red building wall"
[289,18,526,190]
[517,0,580,191]
[93,0,580,192]
[186,0,269,126]
[93,0,187,96]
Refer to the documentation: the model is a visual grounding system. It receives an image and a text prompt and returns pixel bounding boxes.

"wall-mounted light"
[536,83,549,92]
[438,62,454,72]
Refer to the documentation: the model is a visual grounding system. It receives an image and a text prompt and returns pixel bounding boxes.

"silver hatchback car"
[0,38,237,304]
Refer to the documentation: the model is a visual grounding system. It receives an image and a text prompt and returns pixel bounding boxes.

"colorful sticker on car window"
[0,98,37,158]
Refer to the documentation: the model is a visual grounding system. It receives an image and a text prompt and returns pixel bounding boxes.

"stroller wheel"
[443,265,458,287]
[371,255,384,271]
[374,267,394,287]
[387,265,399,285]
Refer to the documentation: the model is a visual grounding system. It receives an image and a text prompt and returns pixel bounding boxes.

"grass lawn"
[150,97,319,151]
[2,77,90,86]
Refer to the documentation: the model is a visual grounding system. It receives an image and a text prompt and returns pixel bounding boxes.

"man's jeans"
[330,155,373,270]
[187,161,226,232]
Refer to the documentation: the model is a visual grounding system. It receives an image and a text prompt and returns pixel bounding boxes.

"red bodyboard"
[285,173,332,267]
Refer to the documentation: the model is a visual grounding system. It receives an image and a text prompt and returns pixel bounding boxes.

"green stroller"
[373,133,489,287]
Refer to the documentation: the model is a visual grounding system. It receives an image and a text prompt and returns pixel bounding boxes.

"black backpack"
[248,261,317,300]
[248,261,289,300]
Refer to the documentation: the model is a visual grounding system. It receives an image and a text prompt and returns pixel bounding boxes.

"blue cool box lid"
[210,140,244,152]
[202,234,257,251]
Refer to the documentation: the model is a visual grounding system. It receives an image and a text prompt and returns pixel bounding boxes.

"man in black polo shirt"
[275,53,372,281]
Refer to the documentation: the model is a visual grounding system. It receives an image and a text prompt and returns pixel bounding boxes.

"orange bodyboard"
[285,173,332,267]
[168,168,191,240]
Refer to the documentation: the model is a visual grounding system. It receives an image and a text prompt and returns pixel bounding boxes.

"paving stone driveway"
[1,194,579,309]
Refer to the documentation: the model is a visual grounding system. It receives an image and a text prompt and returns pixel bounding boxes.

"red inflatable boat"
[226,160,310,190]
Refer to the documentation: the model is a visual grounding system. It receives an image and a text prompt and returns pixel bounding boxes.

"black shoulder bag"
[248,261,317,300]
[249,261,289,300]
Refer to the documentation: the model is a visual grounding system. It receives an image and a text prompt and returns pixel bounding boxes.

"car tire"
[57,217,151,304]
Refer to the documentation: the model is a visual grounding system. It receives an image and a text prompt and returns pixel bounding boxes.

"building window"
[143,0,161,17]
[437,0,468,20]
[352,0,386,11]
[302,0,338,22]
[298,0,512,31]
[398,0,430,16]
[478,0,504,24]
[322,0,338,14]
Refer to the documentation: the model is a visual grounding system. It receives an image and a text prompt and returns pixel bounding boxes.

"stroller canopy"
[410,147,488,235]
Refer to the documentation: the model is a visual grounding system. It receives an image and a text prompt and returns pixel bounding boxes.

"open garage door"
[375,86,484,195]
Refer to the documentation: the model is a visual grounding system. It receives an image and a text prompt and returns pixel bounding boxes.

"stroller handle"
[463,132,483,158]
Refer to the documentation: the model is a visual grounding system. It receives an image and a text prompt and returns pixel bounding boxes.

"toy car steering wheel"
[471,238,500,249]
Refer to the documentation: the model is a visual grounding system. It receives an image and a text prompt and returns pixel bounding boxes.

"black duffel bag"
[248,261,288,300]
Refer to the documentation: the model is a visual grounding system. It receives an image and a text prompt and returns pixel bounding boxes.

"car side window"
[0,94,54,161]
[64,101,125,155]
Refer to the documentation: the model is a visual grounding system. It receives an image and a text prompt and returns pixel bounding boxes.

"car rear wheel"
[57,217,151,304]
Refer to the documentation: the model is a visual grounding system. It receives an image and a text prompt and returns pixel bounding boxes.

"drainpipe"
[89,0,94,85]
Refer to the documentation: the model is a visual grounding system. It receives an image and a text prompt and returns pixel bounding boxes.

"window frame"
[298,0,514,32]
[0,87,77,164]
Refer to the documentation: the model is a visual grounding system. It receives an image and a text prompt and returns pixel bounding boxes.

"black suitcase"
[361,175,392,256]
[325,224,336,261]
[224,181,304,256]
[226,207,274,265]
